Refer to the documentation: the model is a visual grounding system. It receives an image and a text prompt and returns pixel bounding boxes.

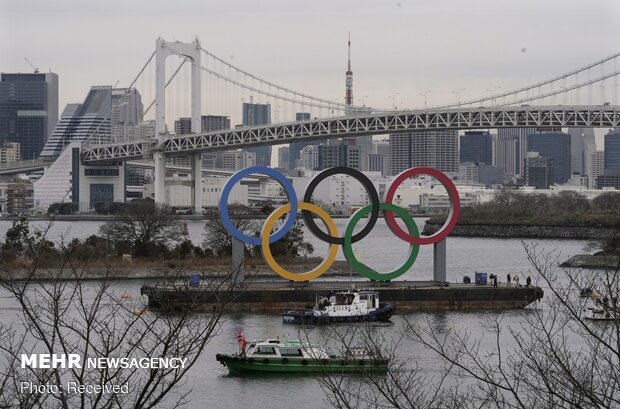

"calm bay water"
[0,219,590,408]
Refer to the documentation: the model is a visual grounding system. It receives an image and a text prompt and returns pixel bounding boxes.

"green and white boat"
[216,334,389,374]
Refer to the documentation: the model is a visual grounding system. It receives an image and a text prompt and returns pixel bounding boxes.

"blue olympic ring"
[219,166,298,245]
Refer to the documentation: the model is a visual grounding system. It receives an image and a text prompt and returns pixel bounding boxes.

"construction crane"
[24,58,39,73]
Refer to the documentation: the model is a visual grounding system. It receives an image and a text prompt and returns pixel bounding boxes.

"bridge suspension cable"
[163,43,348,112]
[82,50,156,146]
[198,46,350,110]
[434,51,620,109]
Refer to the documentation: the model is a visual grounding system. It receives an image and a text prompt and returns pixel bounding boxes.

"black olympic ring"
[302,167,380,245]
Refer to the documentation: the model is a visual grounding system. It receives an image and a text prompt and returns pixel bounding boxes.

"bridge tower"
[155,38,202,213]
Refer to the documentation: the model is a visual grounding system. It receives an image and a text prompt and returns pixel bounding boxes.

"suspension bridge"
[25,38,620,212]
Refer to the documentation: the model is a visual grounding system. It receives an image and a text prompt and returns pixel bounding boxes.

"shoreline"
[423,222,619,240]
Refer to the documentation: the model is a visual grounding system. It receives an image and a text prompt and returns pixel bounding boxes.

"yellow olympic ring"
[261,202,339,282]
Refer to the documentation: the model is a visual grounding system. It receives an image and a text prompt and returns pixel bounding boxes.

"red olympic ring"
[384,167,460,245]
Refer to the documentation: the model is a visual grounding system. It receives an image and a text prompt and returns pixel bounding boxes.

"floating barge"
[140,280,544,312]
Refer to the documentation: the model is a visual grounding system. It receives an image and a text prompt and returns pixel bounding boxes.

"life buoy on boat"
[281,358,289,364]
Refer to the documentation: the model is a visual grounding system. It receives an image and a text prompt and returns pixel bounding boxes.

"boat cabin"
[321,291,380,312]
[245,339,329,359]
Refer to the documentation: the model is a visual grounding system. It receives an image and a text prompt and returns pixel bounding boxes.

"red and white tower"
[345,33,353,106]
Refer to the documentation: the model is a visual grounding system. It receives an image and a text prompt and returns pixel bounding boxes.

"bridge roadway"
[81,105,620,163]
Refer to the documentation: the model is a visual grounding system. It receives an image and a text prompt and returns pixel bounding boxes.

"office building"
[526,154,554,189]
[110,88,143,141]
[40,86,113,157]
[318,144,341,169]
[364,154,388,176]
[590,150,605,181]
[300,145,319,170]
[527,132,571,184]
[0,141,20,163]
[0,72,58,160]
[459,162,503,186]
[388,130,458,175]
[568,128,595,176]
[174,117,192,134]
[201,115,230,132]
[287,112,326,170]
[604,131,620,175]
[278,146,289,170]
[460,131,493,164]
[242,102,271,166]
[221,150,256,171]
[496,127,560,176]
[0,182,33,214]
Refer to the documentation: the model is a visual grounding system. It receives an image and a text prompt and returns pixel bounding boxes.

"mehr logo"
[219,166,461,281]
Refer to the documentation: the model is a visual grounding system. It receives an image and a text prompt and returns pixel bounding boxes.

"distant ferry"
[216,333,389,374]
[282,290,394,325]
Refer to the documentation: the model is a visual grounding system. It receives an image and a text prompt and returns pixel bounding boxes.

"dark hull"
[215,353,388,373]
[141,281,544,312]
[282,303,394,325]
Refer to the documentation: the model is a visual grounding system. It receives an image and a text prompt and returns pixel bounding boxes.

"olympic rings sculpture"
[219,166,460,282]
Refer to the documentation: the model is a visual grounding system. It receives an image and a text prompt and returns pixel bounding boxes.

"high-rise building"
[242,102,271,166]
[373,139,389,156]
[388,130,458,175]
[604,131,620,175]
[525,154,554,189]
[174,117,192,135]
[110,88,143,141]
[201,115,230,132]
[496,127,560,176]
[287,112,325,170]
[300,144,319,170]
[0,142,20,163]
[364,154,387,176]
[568,128,595,176]
[590,150,605,178]
[494,137,520,177]
[0,72,59,160]
[460,131,493,165]
[40,86,113,157]
[527,132,571,184]
[278,146,289,170]
[318,144,341,170]
[343,144,362,170]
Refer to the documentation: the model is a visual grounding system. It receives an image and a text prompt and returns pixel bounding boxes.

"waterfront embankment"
[0,258,350,281]
[423,222,619,240]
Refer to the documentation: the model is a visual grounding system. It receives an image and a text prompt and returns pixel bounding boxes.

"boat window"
[280,348,303,357]
[255,346,276,355]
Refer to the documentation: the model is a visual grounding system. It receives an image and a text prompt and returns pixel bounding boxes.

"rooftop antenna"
[24,57,39,73]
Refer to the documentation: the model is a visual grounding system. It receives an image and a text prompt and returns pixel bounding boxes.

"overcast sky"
[2,0,619,140]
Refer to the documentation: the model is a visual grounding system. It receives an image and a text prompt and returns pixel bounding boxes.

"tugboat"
[216,330,389,374]
[282,290,394,325]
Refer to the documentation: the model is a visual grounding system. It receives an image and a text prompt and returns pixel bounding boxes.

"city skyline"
[2,0,619,122]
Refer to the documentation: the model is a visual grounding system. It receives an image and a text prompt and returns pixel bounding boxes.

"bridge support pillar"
[433,239,447,283]
[191,154,202,214]
[154,151,166,205]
